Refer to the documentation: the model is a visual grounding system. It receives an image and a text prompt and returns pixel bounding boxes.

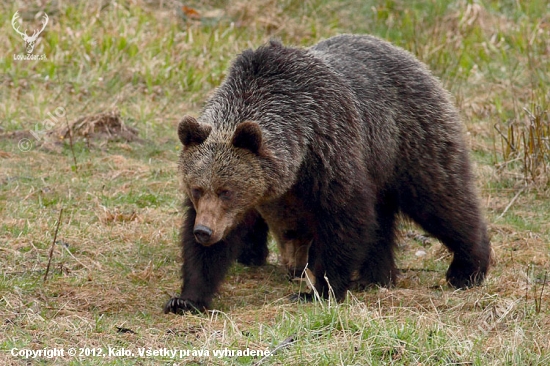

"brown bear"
[164,34,491,314]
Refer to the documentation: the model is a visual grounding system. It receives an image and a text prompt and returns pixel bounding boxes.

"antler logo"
[11,11,49,54]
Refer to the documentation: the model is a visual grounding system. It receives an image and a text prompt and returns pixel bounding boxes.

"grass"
[1,0,549,364]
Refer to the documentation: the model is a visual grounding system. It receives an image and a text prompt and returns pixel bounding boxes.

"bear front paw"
[288,292,315,303]
[163,297,205,314]
[446,260,486,289]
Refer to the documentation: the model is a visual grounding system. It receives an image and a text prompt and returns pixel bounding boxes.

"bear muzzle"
[193,225,214,244]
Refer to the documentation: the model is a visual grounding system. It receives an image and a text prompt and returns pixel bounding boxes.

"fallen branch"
[43,208,63,282]
[66,115,78,171]
[496,186,525,220]
[253,334,296,365]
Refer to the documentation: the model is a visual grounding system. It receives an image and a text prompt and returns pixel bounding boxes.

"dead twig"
[253,334,296,365]
[535,271,547,314]
[66,115,78,171]
[496,186,525,220]
[43,208,63,282]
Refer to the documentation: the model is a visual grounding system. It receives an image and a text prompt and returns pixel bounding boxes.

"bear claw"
[163,297,204,314]
[446,272,485,289]
[288,292,315,303]
[446,261,486,289]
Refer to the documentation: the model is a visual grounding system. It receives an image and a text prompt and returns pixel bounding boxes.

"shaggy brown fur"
[164,34,491,314]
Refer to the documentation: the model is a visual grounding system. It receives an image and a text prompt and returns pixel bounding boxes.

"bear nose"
[193,225,213,244]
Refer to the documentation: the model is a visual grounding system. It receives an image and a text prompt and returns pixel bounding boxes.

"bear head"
[177,115,268,246]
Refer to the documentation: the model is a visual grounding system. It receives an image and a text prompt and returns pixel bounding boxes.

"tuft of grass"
[495,106,549,187]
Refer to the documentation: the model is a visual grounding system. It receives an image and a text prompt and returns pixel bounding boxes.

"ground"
[0,0,549,365]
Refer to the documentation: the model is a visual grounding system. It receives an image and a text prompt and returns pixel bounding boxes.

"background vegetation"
[1,0,548,364]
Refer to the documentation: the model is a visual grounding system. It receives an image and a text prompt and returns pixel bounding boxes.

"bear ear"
[178,116,212,148]
[232,121,263,154]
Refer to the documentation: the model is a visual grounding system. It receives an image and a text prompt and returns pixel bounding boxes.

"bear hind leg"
[400,186,490,288]
[445,227,490,288]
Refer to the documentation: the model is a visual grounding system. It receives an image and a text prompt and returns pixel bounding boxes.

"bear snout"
[193,225,213,244]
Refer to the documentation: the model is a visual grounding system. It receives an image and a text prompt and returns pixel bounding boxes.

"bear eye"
[190,187,203,200]
[218,189,233,200]
[283,230,298,240]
